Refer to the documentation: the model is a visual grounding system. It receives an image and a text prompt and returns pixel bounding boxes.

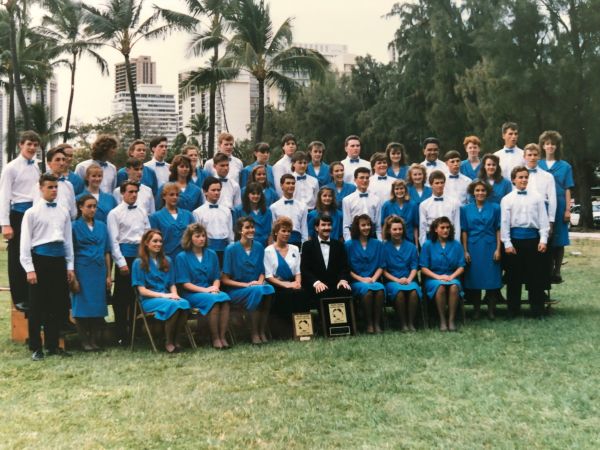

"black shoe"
[31,350,44,361]
[15,302,30,313]
[550,275,563,284]
[46,348,72,358]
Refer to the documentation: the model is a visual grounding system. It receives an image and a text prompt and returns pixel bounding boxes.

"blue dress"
[325,182,356,210]
[131,257,191,320]
[239,162,276,188]
[76,189,117,223]
[149,208,195,260]
[460,160,480,180]
[307,162,331,187]
[67,171,85,195]
[539,159,574,247]
[345,238,385,296]
[407,185,432,206]
[382,240,422,300]
[231,205,272,247]
[307,208,343,240]
[387,165,408,180]
[419,240,465,299]
[380,200,419,243]
[174,250,231,315]
[117,166,158,196]
[241,185,279,208]
[156,183,203,212]
[478,178,512,204]
[460,202,502,290]
[72,218,110,318]
[222,241,275,311]
[192,167,210,190]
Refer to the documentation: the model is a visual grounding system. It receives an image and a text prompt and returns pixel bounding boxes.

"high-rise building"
[112,84,178,143]
[115,56,156,93]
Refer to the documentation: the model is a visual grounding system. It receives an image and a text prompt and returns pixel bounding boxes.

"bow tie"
[27,159,35,165]
[449,175,459,179]
[98,161,108,168]
[155,161,166,167]
[127,204,137,210]
[378,176,387,180]
[434,197,444,201]
[349,159,360,163]
[320,240,330,246]
[504,148,515,154]
[58,176,66,182]
[426,161,436,167]
[296,175,307,181]
[517,190,527,195]
[359,193,369,198]
[219,177,228,183]
[209,204,219,209]
[528,168,537,173]
[46,202,57,207]
[284,199,294,205]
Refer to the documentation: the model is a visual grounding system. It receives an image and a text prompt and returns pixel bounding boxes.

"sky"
[36,0,403,124]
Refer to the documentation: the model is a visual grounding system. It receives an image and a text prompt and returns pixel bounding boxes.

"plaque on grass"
[292,313,314,341]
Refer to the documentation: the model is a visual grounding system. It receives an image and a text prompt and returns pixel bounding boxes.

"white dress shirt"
[341,157,370,184]
[420,159,449,184]
[264,244,301,279]
[418,194,461,245]
[272,155,293,196]
[216,177,242,210]
[500,189,550,248]
[444,172,472,205]
[33,176,77,220]
[319,237,331,269]
[113,184,155,215]
[75,159,117,194]
[292,172,319,209]
[193,203,234,242]
[526,166,556,222]
[494,147,524,180]
[269,198,308,241]
[19,200,74,272]
[204,155,243,184]
[369,174,394,206]
[0,154,40,225]
[342,190,382,240]
[144,158,170,188]
[107,202,150,267]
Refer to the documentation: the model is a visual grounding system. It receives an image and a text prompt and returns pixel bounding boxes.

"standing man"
[340,135,370,185]
[57,143,85,195]
[494,122,524,179]
[419,137,448,180]
[144,136,170,188]
[342,167,382,240]
[204,132,244,184]
[117,140,158,196]
[272,133,298,196]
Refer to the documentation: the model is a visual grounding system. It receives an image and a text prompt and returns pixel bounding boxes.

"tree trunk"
[208,45,219,159]
[7,3,30,129]
[64,52,77,142]
[124,54,141,139]
[7,72,17,161]
[574,159,594,229]
[255,78,265,142]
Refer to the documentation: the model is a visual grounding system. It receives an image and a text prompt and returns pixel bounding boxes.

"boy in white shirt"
[144,136,170,187]
[341,135,370,184]
[212,152,241,210]
[113,158,155,214]
[368,152,394,206]
[204,132,244,183]
[494,122,524,178]
[523,143,556,226]
[39,147,77,220]
[443,150,471,205]
[420,137,448,180]
[270,174,308,247]
[342,167,382,240]
[20,174,74,360]
[419,170,461,245]
[291,151,319,209]
[272,133,298,196]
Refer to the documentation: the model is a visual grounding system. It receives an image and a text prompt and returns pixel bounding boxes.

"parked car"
[570,202,600,227]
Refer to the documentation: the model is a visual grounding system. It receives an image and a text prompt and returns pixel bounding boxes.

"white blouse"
[263,244,301,279]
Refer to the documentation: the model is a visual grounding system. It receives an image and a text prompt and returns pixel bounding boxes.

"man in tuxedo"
[301,215,352,307]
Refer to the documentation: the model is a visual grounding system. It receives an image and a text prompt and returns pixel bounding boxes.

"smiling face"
[320,189,333,206]
[358,218,372,238]
[355,172,370,192]
[248,190,262,206]
[484,158,497,177]
[373,160,388,176]
[86,167,103,189]
[240,221,255,240]
[20,139,39,160]
[389,149,402,164]
[465,142,480,159]
[146,233,163,255]
[310,146,323,163]
[409,168,424,187]
[423,143,439,162]
[473,184,488,203]
[390,221,404,242]
[331,164,344,183]
[275,225,291,244]
[253,166,267,185]
[513,170,529,190]
[394,183,406,200]
[542,140,556,158]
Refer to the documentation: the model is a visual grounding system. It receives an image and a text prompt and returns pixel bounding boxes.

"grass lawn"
[0,240,599,449]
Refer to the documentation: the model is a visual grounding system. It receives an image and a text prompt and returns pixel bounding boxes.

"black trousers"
[7,210,28,306]
[504,238,546,317]
[28,254,69,351]
[112,256,137,341]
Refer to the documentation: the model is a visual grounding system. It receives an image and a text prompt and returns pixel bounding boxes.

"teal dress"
[382,240,422,300]
[538,159,574,247]
[407,185,432,206]
[131,257,190,320]
[72,218,110,318]
[460,160,480,180]
[345,238,385,296]
[149,208,195,259]
[380,200,419,243]
[307,162,331,187]
[387,165,408,180]
[419,240,465,299]
[156,183,203,212]
[232,206,272,247]
[76,190,117,223]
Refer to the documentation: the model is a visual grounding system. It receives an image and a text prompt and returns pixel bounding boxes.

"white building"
[111,84,178,142]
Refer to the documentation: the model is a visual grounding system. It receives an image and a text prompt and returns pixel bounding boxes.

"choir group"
[0,122,574,359]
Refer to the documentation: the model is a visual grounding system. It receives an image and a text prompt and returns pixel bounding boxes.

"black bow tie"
[320,240,330,246]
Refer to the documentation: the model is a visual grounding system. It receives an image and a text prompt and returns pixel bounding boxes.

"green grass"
[1,241,599,448]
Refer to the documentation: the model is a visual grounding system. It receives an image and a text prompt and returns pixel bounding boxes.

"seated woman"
[345,214,386,334]
[380,179,419,244]
[265,217,306,319]
[307,187,343,241]
[175,223,231,349]
[132,230,191,353]
[232,182,273,247]
[419,216,466,332]
[382,215,422,332]
[72,194,112,351]
[221,216,275,345]
[149,183,195,260]
[460,180,501,320]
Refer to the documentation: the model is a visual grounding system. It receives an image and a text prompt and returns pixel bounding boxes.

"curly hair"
[91,135,118,161]
[429,216,455,242]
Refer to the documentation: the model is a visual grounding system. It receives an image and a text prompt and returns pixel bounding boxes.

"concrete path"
[570,231,600,240]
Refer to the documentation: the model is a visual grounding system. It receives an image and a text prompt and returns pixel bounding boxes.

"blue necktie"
[27,159,35,165]
[284,200,294,205]
[449,175,458,179]
[209,204,219,209]
[504,148,514,154]
[46,202,57,207]
[219,178,228,183]
[97,161,108,168]
[156,162,166,167]
[517,191,527,195]
[434,197,443,201]
[296,175,307,181]
[378,176,387,180]
[426,161,436,167]
[350,159,359,163]
[359,193,368,198]
[528,169,537,174]
[128,205,137,210]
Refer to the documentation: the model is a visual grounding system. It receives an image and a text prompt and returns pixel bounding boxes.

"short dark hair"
[428,169,446,185]
[467,180,492,196]
[501,122,518,134]
[281,133,296,146]
[150,136,167,150]
[76,194,97,218]
[280,173,295,186]
[120,180,139,194]
[313,213,333,229]
[538,130,563,160]
[344,135,361,147]
[127,139,146,156]
[444,150,461,161]
[354,166,370,179]
[213,152,230,165]
[369,152,387,170]
[125,157,143,169]
[350,214,374,240]
[39,173,58,186]
[429,216,455,241]
[202,175,221,192]
[291,150,309,164]
[19,130,41,144]
[254,142,270,153]
[510,165,528,181]
[422,137,440,148]
[46,146,66,162]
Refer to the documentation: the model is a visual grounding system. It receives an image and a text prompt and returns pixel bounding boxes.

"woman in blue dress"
[459,136,482,180]
[419,216,466,332]
[182,145,210,189]
[221,216,275,345]
[345,214,386,334]
[476,154,512,204]
[406,164,432,206]
[380,179,419,244]
[149,183,195,260]
[232,182,273,247]
[72,194,111,351]
[385,142,409,180]
[307,187,343,240]
[76,163,117,223]
[132,230,191,353]
[325,161,356,210]
[175,223,232,349]
[242,165,279,207]
[460,181,501,320]
[306,141,331,187]
[382,215,422,332]
[157,155,203,211]
[538,130,574,283]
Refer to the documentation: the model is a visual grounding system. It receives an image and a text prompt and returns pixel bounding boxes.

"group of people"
[0,122,574,359]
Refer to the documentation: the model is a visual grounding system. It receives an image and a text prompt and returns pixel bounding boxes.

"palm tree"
[38,0,109,142]
[188,112,209,151]
[222,0,330,141]
[82,0,196,138]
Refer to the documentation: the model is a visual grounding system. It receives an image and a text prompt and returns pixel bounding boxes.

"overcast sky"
[36,0,402,124]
